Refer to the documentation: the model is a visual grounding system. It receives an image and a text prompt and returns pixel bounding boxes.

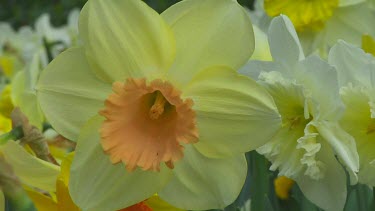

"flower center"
[149,91,168,120]
[264,0,339,32]
[99,78,199,172]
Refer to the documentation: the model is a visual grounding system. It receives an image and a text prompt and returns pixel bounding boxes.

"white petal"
[295,141,347,211]
[325,3,375,47]
[316,121,359,184]
[329,40,375,88]
[268,15,305,66]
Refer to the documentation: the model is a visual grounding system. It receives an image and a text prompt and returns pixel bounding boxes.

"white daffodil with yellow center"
[264,0,340,32]
[36,0,281,210]
[329,41,375,187]
[240,15,359,211]
[252,0,375,55]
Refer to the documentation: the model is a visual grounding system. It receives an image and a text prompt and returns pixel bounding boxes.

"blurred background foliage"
[0,0,255,29]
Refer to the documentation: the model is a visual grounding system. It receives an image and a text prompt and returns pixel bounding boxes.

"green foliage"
[0,0,255,29]
[0,0,86,29]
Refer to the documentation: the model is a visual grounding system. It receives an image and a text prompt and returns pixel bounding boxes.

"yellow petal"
[362,34,375,56]
[145,195,185,211]
[0,56,16,77]
[162,0,254,86]
[79,0,175,82]
[58,152,74,186]
[56,179,80,211]
[0,114,11,133]
[0,85,14,118]
[25,188,58,211]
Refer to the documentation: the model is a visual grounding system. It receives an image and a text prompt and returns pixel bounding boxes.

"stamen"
[149,91,167,120]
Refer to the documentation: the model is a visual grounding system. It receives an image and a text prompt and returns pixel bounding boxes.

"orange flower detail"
[99,78,198,172]
[118,201,152,211]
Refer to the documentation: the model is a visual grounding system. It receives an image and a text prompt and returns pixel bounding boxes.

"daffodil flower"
[249,24,272,61]
[25,153,80,211]
[273,176,294,200]
[11,52,45,129]
[362,35,375,56]
[36,0,281,210]
[35,9,80,58]
[328,40,375,187]
[1,141,60,192]
[239,15,359,211]
[251,0,375,55]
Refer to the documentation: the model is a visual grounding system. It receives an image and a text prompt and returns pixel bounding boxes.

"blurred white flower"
[329,40,375,187]
[240,15,359,211]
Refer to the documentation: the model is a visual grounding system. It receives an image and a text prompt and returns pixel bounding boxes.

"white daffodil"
[329,40,375,187]
[0,22,46,67]
[250,0,375,56]
[250,24,272,61]
[35,9,80,58]
[239,15,359,211]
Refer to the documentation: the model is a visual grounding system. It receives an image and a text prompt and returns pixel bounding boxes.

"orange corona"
[99,78,199,172]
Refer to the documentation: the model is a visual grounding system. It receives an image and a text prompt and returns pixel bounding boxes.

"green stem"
[0,126,24,145]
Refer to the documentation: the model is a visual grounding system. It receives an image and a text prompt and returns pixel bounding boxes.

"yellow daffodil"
[362,34,375,56]
[0,85,14,118]
[0,56,16,77]
[36,0,281,210]
[11,52,44,129]
[25,153,79,211]
[0,114,11,133]
[240,15,359,211]
[274,176,294,200]
[253,0,375,55]
[328,40,375,187]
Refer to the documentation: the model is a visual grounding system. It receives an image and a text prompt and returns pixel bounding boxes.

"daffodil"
[25,153,79,211]
[328,40,375,187]
[35,9,80,58]
[362,35,375,56]
[36,0,281,210]
[0,85,14,118]
[273,176,294,200]
[251,0,375,55]
[11,52,44,129]
[1,141,60,192]
[250,24,272,61]
[0,21,46,67]
[239,15,359,211]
